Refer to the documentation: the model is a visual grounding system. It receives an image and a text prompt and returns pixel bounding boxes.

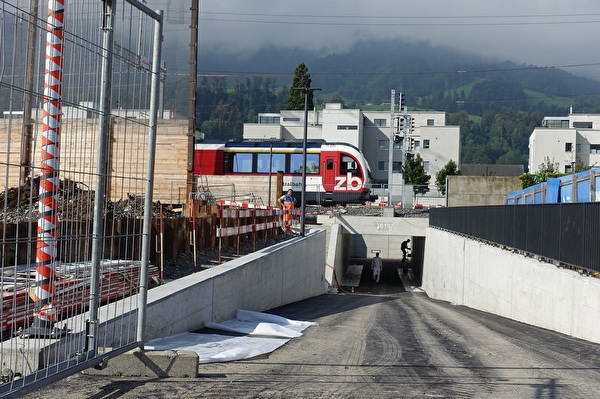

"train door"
[321,151,337,201]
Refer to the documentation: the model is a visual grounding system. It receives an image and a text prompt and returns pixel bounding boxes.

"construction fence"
[0,1,163,397]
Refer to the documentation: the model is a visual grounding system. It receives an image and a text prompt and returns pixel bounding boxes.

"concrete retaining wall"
[423,227,600,344]
[142,229,327,342]
[324,224,350,288]
[446,176,521,206]
[5,230,327,374]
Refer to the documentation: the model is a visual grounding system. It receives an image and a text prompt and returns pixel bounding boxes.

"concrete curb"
[83,349,198,378]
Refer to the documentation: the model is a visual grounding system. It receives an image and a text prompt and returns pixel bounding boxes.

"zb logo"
[334,173,363,191]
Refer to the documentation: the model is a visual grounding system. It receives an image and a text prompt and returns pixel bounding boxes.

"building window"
[565,164,573,173]
[337,125,358,130]
[414,140,421,151]
[423,161,430,172]
[427,119,434,126]
[591,144,600,154]
[565,142,573,152]
[378,161,386,171]
[378,140,388,150]
[544,119,569,128]
[423,139,430,149]
[282,117,300,122]
[393,142,402,150]
[573,121,592,129]
[258,115,280,124]
[374,118,386,127]
[392,161,402,172]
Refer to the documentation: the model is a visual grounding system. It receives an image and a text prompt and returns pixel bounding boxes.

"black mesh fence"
[429,203,600,274]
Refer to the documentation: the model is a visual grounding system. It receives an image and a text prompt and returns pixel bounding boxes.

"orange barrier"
[216,204,300,263]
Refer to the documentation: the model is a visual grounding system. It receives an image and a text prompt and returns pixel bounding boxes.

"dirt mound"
[0,178,178,223]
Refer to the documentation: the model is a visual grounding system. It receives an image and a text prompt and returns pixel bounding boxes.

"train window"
[340,154,361,177]
[257,153,285,173]
[232,153,253,173]
[327,159,333,170]
[290,153,320,174]
[307,154,319,173]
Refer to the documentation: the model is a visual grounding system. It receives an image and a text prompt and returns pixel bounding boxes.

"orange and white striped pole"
[33,0,65,332]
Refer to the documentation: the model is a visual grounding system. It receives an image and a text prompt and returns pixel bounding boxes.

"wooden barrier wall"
[0,119,189,204]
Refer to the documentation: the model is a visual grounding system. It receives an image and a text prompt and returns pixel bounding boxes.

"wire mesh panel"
[430,203,600,274]
[0,0,162,396]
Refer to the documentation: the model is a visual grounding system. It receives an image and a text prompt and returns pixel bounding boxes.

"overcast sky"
[150,0,600,79]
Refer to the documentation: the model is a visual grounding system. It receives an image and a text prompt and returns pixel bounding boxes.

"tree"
[404,154,431,197]
[539,156,559,173]
[574,155,591,173]
[286,63,314,110]
[435,160,459,195]
[519,157,562,189]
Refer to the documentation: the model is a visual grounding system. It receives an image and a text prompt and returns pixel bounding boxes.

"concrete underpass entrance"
[338,233,426,295]
[319,214,429,294]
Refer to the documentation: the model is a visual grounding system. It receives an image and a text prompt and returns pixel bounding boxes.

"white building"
[243,103,461,186]
[529,113,600,173]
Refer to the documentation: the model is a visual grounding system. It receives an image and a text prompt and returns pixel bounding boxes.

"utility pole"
[20,0,39,185]
[187,0,199,210]
[292,86,320,236]
[387,90,395,207]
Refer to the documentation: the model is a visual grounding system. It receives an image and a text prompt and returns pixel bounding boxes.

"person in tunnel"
[371,252,383,283]
[401,239,411,261]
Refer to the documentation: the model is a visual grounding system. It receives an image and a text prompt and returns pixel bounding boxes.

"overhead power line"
[201,10,600,20]
[198,10,600,27]
[199,17,600,28]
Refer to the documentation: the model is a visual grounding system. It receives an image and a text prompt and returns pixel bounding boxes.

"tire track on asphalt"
[386,294,482,398]
[214,296,380,399]
[415,296,600,398]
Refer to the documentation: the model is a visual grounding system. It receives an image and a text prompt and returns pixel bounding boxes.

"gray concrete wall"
[5,231,327,374]
[324,224,349,288]
[422,227,600,344]
[143,229,327,341]
[318,215,428,259]
[447,176,521,206]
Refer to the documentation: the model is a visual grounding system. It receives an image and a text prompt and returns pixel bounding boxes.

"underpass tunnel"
[339,231,426,292]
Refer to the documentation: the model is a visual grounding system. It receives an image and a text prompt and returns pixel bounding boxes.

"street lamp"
[292,86,320,236]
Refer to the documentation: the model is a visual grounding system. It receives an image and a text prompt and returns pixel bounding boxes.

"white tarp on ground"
[144,310,316,364]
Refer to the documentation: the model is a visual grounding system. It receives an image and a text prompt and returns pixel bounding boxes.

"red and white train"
[194,141,375,204]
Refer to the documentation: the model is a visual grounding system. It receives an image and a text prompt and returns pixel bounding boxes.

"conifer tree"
[286,63,314,110]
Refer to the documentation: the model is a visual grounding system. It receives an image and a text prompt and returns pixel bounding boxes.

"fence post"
[137,8,163,344]
[85,0,115,354]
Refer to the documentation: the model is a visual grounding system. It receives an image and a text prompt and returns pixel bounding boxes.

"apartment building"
[529,113,600,173]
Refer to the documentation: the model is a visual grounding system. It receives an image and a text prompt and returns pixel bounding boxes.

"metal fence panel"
[559,203,585,267]
[541,204,561,260]
[582,203,600,271]
[504,205,516,248]
[0,1,163,396]
[512,206,528,251]
[525,205,543,255]
[429,203,600,274]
